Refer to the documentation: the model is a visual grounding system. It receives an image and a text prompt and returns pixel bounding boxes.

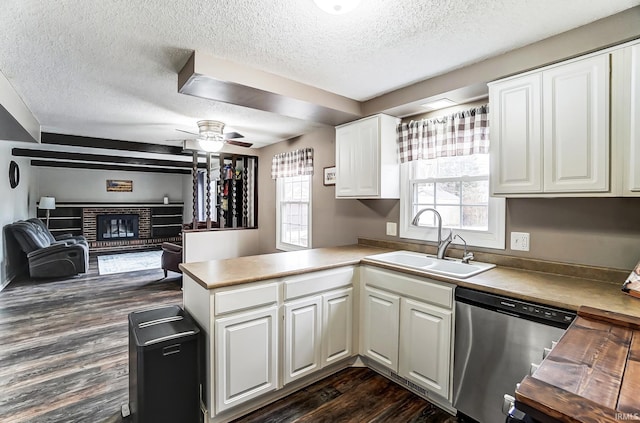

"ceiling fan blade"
[223,131,244,140]
[176,129,199,136]
[227,140,253,148]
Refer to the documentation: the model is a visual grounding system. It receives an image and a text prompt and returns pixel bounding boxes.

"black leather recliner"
[10,220,89,278]
[26,218,88,246]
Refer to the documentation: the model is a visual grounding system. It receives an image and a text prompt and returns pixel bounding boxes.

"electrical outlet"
[386,222,397,236]
[511,232,530,251]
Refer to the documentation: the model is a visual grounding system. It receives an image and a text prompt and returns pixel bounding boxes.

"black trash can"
[128,305,201,423]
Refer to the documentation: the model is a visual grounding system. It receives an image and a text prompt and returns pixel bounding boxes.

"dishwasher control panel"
[456,287,576,328]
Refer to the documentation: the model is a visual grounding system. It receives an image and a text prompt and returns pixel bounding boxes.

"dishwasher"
[452,287,576,423]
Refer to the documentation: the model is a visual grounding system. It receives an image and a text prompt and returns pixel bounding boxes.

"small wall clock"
[9,160,19,189]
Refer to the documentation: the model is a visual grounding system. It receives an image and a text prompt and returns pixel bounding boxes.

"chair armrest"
[162,242,182,253]
[27,243,85,259]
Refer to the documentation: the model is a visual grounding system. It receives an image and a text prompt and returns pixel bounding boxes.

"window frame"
[399,160,506,250]
[276,174,312,251]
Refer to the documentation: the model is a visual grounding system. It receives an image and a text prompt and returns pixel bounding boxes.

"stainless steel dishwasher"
[452,287,575,423]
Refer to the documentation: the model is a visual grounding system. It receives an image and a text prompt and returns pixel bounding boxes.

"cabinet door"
[489,74,543,194]
[543,54,610,192]
[215,306,278,413]
[362,286,400,372]
[399,298,452,399]
[336,117,380,197]
[627,44,640,193]
[322,288,353,366]
[284,296,323,384]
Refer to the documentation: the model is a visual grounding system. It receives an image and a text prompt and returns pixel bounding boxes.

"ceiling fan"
[176,120,253,152]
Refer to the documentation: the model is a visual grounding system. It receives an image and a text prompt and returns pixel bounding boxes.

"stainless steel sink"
[365,250,495,279]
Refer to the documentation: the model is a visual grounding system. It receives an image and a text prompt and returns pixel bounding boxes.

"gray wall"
[257,123,640,271]
[257,126,399,254]
[36,167,184,204]
[1,141,37,288]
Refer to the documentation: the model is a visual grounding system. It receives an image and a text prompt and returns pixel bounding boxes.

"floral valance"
[397,105,489,163]
[271,147,314,179]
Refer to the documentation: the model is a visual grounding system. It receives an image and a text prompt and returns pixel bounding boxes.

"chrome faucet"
[411,208,453,259]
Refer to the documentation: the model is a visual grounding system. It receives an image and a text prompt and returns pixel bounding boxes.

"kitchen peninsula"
[180,244,640,423]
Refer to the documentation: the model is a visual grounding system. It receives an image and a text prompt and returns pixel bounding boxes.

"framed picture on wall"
[106,179,133,192]
[323,166,336,186]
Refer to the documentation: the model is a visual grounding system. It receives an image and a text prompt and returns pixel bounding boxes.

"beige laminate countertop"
[179,244,640,318]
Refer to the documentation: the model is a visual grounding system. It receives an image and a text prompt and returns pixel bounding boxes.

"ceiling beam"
[13,148,196,168]
[178,51,362,126]
[41,132,188,156]
[30,160,191,174]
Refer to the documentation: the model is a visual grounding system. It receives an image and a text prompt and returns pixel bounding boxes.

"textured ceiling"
[1,0,638,147]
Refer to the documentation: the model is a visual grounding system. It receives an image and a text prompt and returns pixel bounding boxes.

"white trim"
[399,162,506,250]
[276,175,313,251]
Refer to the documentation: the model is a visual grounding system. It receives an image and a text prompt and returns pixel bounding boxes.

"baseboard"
[0,270,17,292]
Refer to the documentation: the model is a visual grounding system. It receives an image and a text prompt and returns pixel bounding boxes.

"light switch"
[386,222,397,236]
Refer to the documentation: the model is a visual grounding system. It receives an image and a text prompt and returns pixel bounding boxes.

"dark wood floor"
[0,256,183,423]
[0,257,458,423]
[233,367,458,423]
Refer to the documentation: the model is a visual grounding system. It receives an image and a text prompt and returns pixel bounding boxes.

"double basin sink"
[365,250,495,279]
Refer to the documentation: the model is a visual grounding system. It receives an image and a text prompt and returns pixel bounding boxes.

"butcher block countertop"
[180,244,640,318]
[516,307,640,423]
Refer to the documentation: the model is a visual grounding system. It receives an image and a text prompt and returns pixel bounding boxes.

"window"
[400,154,505,249]
[277,174,312,251]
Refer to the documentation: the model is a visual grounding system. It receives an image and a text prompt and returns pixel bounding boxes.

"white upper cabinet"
[490,53,610,195]
[621,43,640,195]
[490,73,543,194]
[542,55,609,192]
[335,114,399,199]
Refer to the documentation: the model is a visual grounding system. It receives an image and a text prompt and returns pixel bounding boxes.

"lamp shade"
[38,196,56,210]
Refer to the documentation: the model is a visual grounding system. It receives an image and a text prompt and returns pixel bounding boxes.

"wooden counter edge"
[578,305,640,331]
[515,376,621,423]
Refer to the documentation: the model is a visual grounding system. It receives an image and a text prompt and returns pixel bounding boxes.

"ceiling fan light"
[313,0,360,14]
[198,137,225,152]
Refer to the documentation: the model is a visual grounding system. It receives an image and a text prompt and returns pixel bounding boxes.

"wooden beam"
[30,160,191,174]
[41,132,188,155]
[13,147,198,168]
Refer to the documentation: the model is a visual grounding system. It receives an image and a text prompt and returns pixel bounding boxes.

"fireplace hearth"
[97,214,139,241]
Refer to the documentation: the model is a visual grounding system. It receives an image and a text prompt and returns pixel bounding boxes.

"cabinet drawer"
[363,266,453,309]
[283,266,354,300]
[214,282,279,316]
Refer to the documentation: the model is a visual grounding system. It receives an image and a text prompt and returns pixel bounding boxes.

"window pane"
[437,181,460,205]
[414,182,435,205]
[462,180,489,204]
[413,206,437,227]
[462,206,489,230]
[438,206,461,227]
[413,160,437,179]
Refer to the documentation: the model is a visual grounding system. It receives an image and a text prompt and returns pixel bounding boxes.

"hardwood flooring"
[0,256,183,423]
[0,256,459,423]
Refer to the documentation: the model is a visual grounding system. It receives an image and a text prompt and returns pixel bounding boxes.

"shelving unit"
[151,206,183,237]
[37,206,83,236]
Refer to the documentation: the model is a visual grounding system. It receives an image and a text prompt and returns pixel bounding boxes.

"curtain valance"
[397,105,489,163]
[271,148,314,179]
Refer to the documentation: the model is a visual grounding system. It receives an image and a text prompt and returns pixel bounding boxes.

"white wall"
[183,229,261,263]
[36,167,184,203]
[1,141,36,289]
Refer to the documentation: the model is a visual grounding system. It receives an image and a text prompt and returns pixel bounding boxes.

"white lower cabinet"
[361,266,454,403]
[284,296,323,384]
[362,286,400,371]
[214,305,278,413]
[322,288,353,365]
[399,298,452,398]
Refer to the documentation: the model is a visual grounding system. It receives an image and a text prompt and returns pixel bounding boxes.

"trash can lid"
[129,305,200,347]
